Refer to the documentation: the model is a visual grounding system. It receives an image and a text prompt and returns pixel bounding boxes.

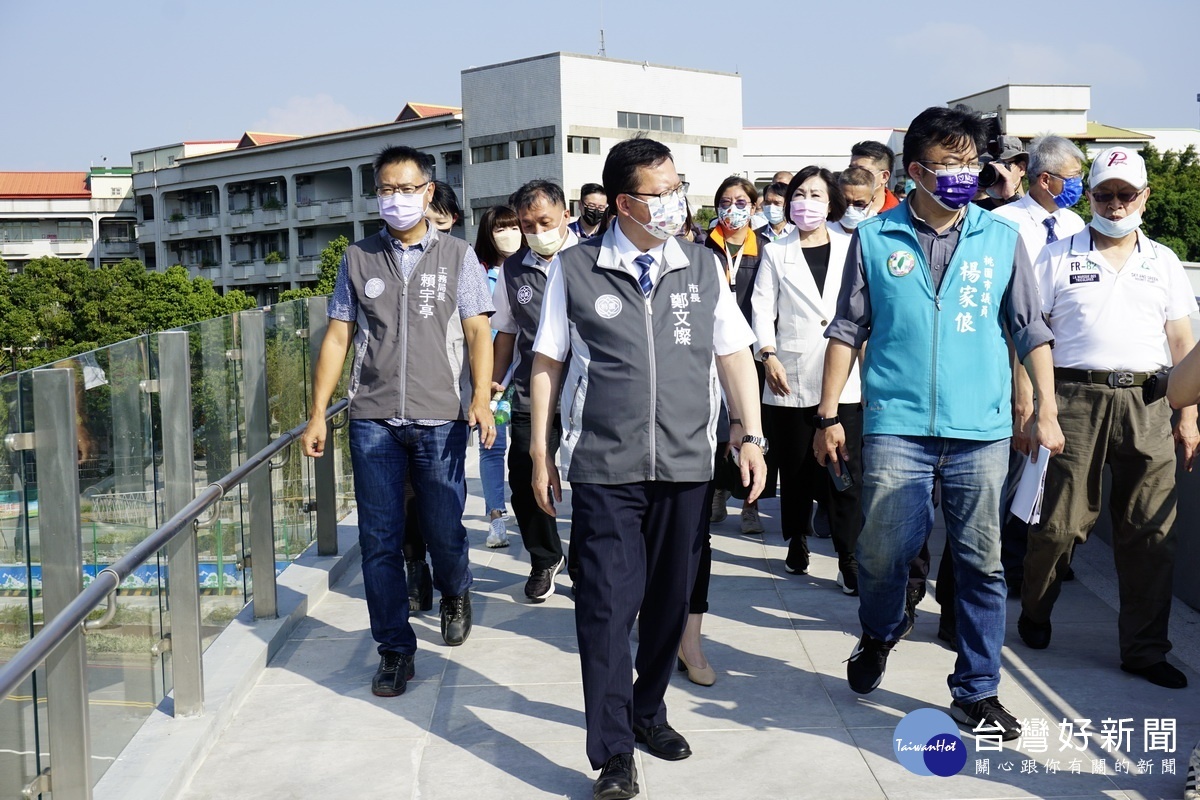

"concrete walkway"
[179,477,1200,800]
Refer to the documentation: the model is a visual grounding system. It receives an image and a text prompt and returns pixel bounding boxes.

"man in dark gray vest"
[529,137,768,800]
[302,145,495,698]
[491,179,579,602]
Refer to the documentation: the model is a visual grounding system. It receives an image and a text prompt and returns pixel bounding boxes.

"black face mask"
[581,206,606,226]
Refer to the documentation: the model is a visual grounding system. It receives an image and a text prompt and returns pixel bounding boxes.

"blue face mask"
[1053,175,1084,209]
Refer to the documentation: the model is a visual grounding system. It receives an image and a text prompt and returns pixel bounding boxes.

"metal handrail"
[0,398,347,703]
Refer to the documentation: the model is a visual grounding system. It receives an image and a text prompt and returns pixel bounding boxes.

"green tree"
[280,235,349,301]
[1139,144,1200,262]
[0,258,255,371]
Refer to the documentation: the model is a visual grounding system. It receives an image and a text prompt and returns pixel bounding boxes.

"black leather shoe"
[593,753,638,800]
[371,651,415,697]
[1017,612,1052,650]
[1122,661,1188,689]
[633,722,691,761]
[440,593,472,646]
[406,560,432,613]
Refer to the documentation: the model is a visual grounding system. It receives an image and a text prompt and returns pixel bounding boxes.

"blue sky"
[2,0,1197,171]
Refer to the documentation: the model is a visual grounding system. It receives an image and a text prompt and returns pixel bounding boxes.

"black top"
[801,241,831,295]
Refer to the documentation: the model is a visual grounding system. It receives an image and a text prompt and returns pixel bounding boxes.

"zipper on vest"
[928,260,947,436]
[644,294,657,478]
[398,274,409,416]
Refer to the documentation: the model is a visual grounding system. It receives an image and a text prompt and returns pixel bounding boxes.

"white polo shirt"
[993,192,1085,266]
[533,221,755,360]
[1037,229,1198,371]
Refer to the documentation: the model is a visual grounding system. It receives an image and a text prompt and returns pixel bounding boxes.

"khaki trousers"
[1021,381,1178,668]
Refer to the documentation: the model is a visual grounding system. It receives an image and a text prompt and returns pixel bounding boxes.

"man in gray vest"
[302,145,496,698]
[530,136,768,800]
[491,179,578,602]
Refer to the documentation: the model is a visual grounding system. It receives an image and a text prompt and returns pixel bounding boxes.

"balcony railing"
[0,298,355,799]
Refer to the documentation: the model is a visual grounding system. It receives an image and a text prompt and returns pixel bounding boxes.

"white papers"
[1011,445,1051,524]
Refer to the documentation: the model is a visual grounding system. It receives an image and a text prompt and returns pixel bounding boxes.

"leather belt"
[1054,367,1154,388]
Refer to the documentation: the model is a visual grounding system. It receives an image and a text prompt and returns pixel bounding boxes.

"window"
[701,146,728,164]
[166,155,176,166]
[516,136,554,158]
[139,195,155,221]
[567,136,601,155]
[471,143,509,164]
[617,111,683,134]
[136,160,144,172]
[111,187,123,196]
[57,220,88,241]
[0,220,38,241]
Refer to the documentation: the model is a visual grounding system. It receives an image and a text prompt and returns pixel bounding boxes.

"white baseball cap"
[1089,147,1148,190]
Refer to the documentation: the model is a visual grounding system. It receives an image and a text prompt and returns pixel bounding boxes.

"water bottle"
[491,387,511,426]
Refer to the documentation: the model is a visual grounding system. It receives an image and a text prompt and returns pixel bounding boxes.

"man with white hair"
[1018,146,1198,690]
[993,135,1087,264]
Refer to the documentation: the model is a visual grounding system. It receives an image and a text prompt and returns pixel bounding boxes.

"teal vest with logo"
[858,203,1019,441]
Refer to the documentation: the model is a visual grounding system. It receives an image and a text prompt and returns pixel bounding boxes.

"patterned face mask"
[626,190,688,240]
[718,205,752,230]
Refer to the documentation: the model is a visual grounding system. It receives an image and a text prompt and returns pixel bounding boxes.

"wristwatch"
[758,350,776,363]
[741,434,769,454]
[813,415,841,429]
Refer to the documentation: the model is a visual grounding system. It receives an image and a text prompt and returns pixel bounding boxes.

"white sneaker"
[486,511,510,548]
[710,489,730,523]
[741,503,764,534]
[1185,739,1200,799]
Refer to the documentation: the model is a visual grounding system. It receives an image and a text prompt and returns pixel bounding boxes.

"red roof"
[0,172,91,199]
[237,131,302,149]
[396,103,461,123]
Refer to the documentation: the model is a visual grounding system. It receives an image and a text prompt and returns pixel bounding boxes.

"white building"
[130,108,464,304]
[461,52,742,239]
[0,168,137,272]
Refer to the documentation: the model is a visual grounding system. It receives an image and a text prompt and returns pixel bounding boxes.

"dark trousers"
[572,480,707,769]
[691,476,717,615]
[769,403,863,557]
[508,410,563,570]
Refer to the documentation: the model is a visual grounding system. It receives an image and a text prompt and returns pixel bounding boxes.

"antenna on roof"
[598,0,606,57]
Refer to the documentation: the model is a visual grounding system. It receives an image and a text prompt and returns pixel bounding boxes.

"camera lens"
[978,163,999,188]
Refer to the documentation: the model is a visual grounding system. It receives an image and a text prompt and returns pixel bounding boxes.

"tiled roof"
[237,131,302,149]
[396,103,461,123]
[0,172,91,199]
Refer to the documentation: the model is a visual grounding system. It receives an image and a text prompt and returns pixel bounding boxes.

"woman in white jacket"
[750,166,864,588]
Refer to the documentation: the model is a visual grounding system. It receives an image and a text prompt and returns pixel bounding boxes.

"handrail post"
[158,331,204,716]
[35,368,92,799]
[241,310,277,619]
[306,296,338,556]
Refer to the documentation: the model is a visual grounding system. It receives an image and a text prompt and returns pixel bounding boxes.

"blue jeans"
[479,422,507,513]
[349,419,473,655]
[856,434,1009,703]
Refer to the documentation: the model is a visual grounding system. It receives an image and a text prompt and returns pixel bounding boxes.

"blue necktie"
[634,253,654,296]
[1043,217,1058,244]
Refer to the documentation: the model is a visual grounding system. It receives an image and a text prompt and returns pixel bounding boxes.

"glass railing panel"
[41,338,167,784]
[264,301,315,565]
[183,313,249,645]
[0,371,44,799]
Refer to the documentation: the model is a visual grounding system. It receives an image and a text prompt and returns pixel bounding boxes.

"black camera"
[979,161,1002,189]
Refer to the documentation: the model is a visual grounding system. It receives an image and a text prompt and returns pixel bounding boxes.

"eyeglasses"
[1046,172,1083,183]
[1090,187,1142,204]
[920,161,982,174]
[845,200,872,210]
[582,203,607,212]
[626,182,689,201]
[717,198,752,209]
[375,181,429,197]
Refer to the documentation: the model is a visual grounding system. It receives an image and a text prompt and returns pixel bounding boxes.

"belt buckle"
[1108,371,1135,388]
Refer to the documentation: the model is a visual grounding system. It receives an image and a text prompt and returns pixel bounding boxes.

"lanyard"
[722,244,745,289]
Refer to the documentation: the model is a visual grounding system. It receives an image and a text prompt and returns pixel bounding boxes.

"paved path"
[180,479,1200,800]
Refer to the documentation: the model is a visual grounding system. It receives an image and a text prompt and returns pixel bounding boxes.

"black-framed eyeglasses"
[582,203,608,212]
[845,200,872,210]
[375,181,430,197]
[717,198,753,210]
[626,182,689,201]
[919,161,982,174]
[1091,187,1141,204]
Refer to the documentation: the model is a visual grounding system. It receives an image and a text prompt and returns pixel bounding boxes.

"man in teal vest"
[814,106,1064,741]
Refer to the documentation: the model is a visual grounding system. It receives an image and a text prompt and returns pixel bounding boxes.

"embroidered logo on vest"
[364,277,385,298]
[517,285,534,305]
[595,294,622,319]
[887,251,916,277]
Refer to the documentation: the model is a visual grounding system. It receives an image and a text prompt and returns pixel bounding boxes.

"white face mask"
[840,205,874,230]
[525,223,566,257]
[493,229,522,256]
[1089,210,1141,239]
